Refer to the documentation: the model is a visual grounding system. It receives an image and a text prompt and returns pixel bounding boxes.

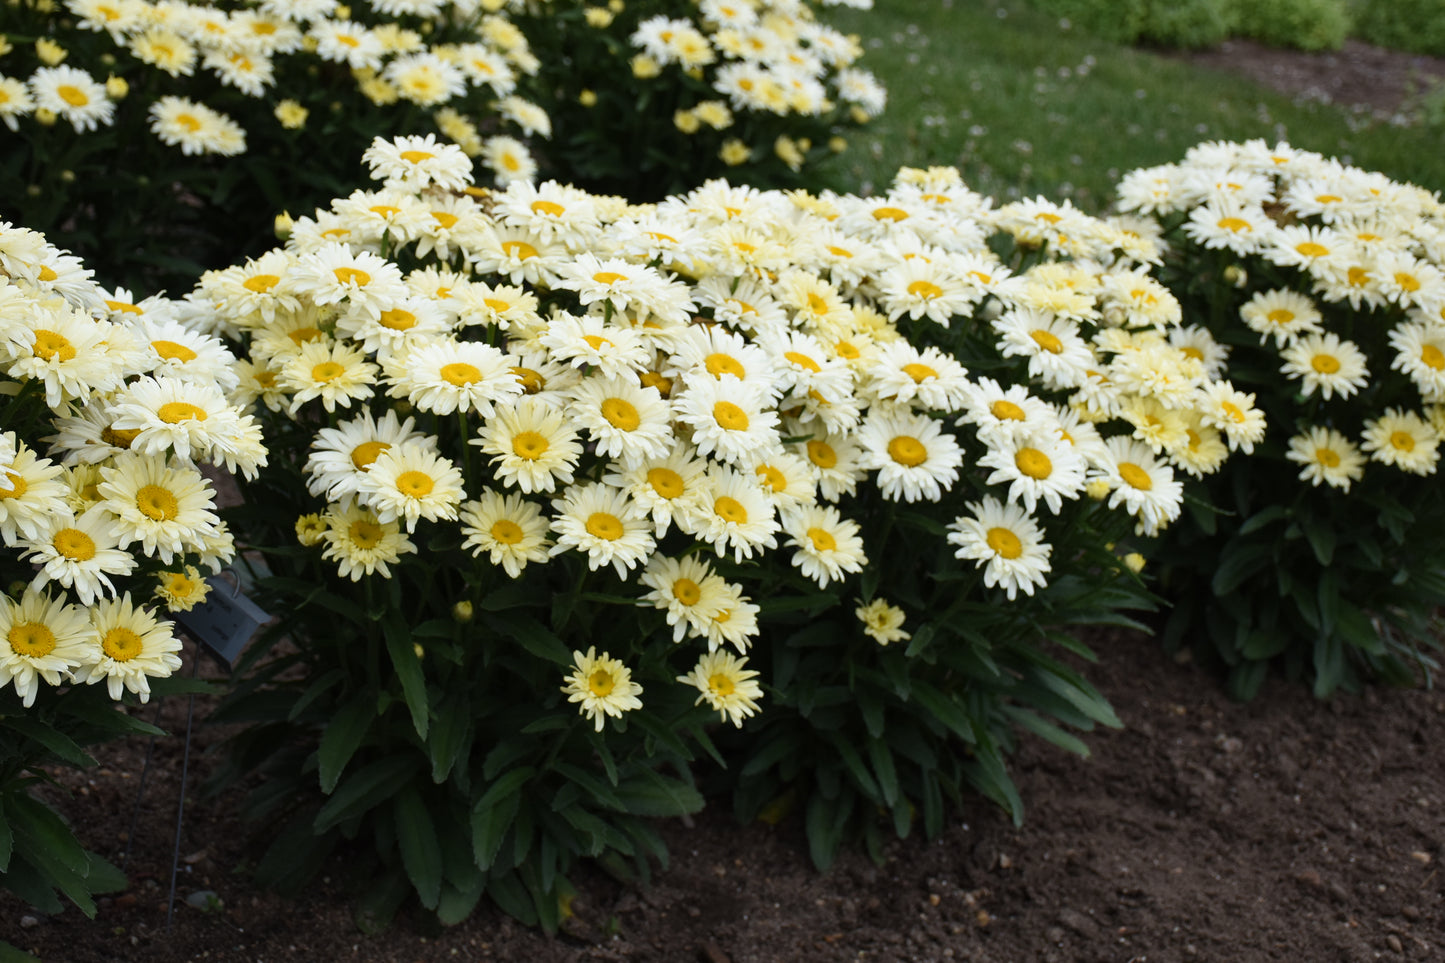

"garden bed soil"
[1169,37,1445,117]
[4,628,1442,963]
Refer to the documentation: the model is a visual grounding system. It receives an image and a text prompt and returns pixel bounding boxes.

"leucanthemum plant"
[4,0,549,291]
[195,134,1257,922]
[1116,139,1445,698]
[0,221,263,922]
[509,0,887,199]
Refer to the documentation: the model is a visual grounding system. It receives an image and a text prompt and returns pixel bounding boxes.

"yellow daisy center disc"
[1315,447,1341,468]
[593,271,628,285]
[1029,330,1063,354]
[1217,217,1251,234]
[379,308,417,330]
[101,626,144,662]
[986,526,1024,559]
[312,361,346,383]
[1295,242,1329,258]
[351,440,390,470]
[136,484,179,521]
[673,578,702,606]
[400,149,435,163]
[57,84,90,107]
[350,519,384,548]
[714,495,748,524]
[602,398,641,431]
[158,401,207,424]
[490,519,525,545]
[512,431,549,460]
[288,326,323,345]
[162,571,197,595]
[887,436,927,467]
[0,476,27,499]
[432,212,459,230]
[8,622,56,658]
[33,329,77,362]
[585,511,624,541]
[1310,354,1341,375]
[807,527,837,552]
[1119,462,1153,491]
[502,240,538,260]
[757,465,787,491]
[872,206,908,222]
[54,527,96,560]
[531,200,565,217]
[441,362,482,386]
[396,471,435,498]
[243,273,280,293]
[806,440,838,469]
[152,339,198,362]
[511,367,546,394]
[991,400,1026,422]
[1390,430,1416,453]
[646,467,685,499]
[713,401,750,431]
[785,350,821,372]
[1269,307,1298,324]
[1015,447,1052,479]
[582,334,612,351]
[705,354,746,380]
[332,266,371,286]
[1421,344,1444,371]
[907,280,943,300]
[640,372,672,397]
[588,668,615,697]
[901,362,937,384]
[708,672,736,697]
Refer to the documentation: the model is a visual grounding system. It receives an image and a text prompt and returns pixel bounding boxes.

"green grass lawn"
[821,0,1445,206]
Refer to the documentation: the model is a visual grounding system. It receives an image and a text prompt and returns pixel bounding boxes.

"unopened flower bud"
[1124,552,1146,574]
[452,600,474,623]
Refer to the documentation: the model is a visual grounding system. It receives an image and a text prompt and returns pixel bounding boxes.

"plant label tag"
[173,577,270,670]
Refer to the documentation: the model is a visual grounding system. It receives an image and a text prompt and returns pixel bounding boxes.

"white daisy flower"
[947,496,1052,600]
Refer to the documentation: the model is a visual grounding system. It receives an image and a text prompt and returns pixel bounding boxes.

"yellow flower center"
[785,351,822,373]
[586,511,624,541]
[806,440,838,469]
[441,362,482,386]
[332,266,371,286]
[531,200,566,217]
[708,672,736,696]
[714,495,748,524]
[1119,462,1153,491]
[511,367,546,394]
[1390,430,1416,453]
[400,149,435,163]
[152,339,197,362]
[907,279,943,300]
[1347,267,1370,287]
[872,206,909,222]
[1421,344,1445,371]
[1216,217,1251,234]
[1315,447,1341,468]
[593,271,628,285]
[986,527,1023,559]
[346,518,382,549]
[512,431,549,460]
[1015,447,1052,479]
[8,622,56,659]
[1221,401,1247,423]
[991,400,1026,422]
[1310,354,1341,375]
[656,573,699,608]
[1315,194,1342,204]
[713,401,750,431]
[705,353,746,379]
[1035,211,1062,224]
[601,398,641,431]
[582,334,612,351]
[312,361,346,383]
[1029,330,1063,354]
[1181,346,1204,361]
[288,326,324,345]
[807,527,836,552]
[640,371,673,397]
[369,205,400,219]
[807,293,831,316]
[431,211,458,230]
[243,273,280,293]
[756,465,787,491]
[51,526,95,560]
[901,362,937,383]
[38,265,59,282]
[102,426,140,449]
[396,471,435,498]
[501,240,539,260]
[1295,241,1329,258]
[835,340,861,360]
[158,401,207,423]
[136,484,179,521]
[33,329,77,362]
[887,436,927,467]
[101,626,144,662]
[57,84,90,107]
[379,308,417,330]
[588,668,615,697]
[647,467,685,499]
[161,571,198,596]
[490,519,525,545]
[351,440,389,470]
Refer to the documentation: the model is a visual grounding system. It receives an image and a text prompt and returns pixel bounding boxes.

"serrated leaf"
[394,788,443,910]
[317,694,376,794]
[383,614,429,740]
[314,756,420,833]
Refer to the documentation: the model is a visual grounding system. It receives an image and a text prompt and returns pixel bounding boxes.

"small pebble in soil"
[19,916,39,929]
[1387,935,1404,953]
[1410,851,1432,864]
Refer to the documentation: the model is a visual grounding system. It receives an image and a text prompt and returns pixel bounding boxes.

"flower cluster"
[4,0,546,179]
[514,0,886,195]
[190,137,1254,731]
[0,222,266,706]
[1118,139,1445,488]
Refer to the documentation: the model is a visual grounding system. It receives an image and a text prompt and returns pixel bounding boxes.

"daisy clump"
[0,221,265,918]
[1116,140,1445,697]
[192,133,1256,916]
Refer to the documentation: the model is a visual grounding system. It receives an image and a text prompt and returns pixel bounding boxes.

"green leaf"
[394,788,443,910]
[317,694,376,794]
[613,769,703,818]
[3,718,94,769]
[1312,635,1345,698]
[1002,705,1091,756]
[428,694,473,784]
[909,681,977,743]
[805,790,853,872]
[314,756,421,833]
[1211,539,1273,596]
[8,794,88,878]
[436,878,486,926]
[383,614,429,740]
[492,612,573,666]
[1301,516,1336,567]
[487,871,539,927]
[0,939,40,963]
[0,800,11,872]
[471,768,533,871]
[354,869,411,935]
[82,854,127,895]
[822,732,881,802]
[866,738,900,807]
[1237,504,1286,535]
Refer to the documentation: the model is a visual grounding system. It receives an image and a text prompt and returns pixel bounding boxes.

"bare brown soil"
[4,627,1443,963]
[1172,38,1445,118]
